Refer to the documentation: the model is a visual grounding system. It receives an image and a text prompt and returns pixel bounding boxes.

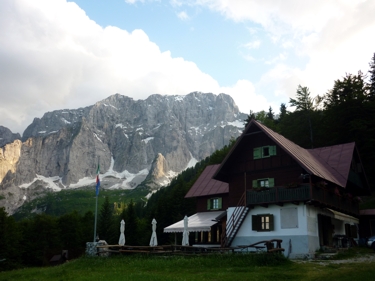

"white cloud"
[124,0,146,4]
[220,80,274,115]
[243,40,261,49]
[1,0,375,135]
[177,11,190,20]
[194,0,375,103]
[0,0,219,134]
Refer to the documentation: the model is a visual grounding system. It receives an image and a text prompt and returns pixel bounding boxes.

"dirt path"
[294,253,375,265]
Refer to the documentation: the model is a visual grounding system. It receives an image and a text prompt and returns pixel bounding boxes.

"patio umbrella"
[118,219,125,246]
[149,218,158,246]
[182,215,189,246]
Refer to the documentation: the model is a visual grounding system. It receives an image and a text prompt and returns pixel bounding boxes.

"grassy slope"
[12,187,149,220]
[1,251,375,281]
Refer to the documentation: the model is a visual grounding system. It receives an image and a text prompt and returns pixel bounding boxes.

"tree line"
[0,140,234,270]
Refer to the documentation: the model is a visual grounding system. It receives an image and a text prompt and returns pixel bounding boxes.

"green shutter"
[252,180,258,188]
[268,178,275,187]
[270,145,277,156]
[218,198,222,209]
[253,147,261,159]
[252,215,260,231]
[269,215,274,231]
[207,199,211,210]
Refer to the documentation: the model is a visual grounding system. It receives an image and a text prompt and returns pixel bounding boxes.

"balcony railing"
[247,185,359,216]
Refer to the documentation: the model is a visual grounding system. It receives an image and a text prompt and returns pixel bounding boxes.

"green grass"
[1,252,375,281]
[12,187,149,220]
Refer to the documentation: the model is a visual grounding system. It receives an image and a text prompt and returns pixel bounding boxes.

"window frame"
[253,145,277,159]
[207,197,222,210]
[252,214,274,232]
[252,178,275,188]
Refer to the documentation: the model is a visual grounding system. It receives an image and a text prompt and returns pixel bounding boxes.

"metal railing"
[221,192,248,248]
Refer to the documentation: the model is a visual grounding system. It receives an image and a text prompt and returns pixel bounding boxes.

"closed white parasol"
[149,218,158,246]
[118,219,125,246]
[182,215,189,246]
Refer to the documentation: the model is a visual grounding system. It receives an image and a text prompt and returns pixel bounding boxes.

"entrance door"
[318,214,333,247]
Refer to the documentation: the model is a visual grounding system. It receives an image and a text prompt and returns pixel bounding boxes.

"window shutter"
[252,180,258,188]
[268,178,275,187]
[269,214,274,231]
[270,145,276,156]
[218,198,222,209]
[207,199,211,210]
[253,147,261,159]
[252,215,260,231]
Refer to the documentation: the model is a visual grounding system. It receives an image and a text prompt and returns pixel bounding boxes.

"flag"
[96,163,100,196]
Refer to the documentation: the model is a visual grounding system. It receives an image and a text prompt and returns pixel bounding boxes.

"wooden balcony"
[247,185,359,216]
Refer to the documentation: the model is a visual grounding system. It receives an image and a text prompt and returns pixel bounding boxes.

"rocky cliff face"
[0,92,246,213]
[0,126,21,147]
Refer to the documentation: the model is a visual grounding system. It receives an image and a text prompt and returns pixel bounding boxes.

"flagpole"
[93,158,100,242]
[93,193,98,242]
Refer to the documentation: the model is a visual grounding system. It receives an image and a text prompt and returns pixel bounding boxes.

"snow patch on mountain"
[19,175,64,191]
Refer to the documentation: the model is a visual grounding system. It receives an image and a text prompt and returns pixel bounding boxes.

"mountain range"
[0,92,247,214]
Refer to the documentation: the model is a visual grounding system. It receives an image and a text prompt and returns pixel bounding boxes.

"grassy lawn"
[1,250,375,281]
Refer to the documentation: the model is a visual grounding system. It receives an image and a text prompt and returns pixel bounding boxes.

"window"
[252,214,274,231]
[252,178,274,188]
[253,146,276,159]
[207,197,222,210]
[280,207,298,229]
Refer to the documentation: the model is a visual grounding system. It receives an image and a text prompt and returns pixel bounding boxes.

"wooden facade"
[214,120,368,216]
[195,193,229,213]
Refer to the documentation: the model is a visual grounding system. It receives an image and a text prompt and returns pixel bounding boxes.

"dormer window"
[253,146,276,159]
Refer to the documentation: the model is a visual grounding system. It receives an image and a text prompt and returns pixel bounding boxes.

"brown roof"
[185,164,229,198]
[309,143,355,187]
[215,120,356,188]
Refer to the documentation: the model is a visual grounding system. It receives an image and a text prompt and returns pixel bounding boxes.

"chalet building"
[164,120,370,258]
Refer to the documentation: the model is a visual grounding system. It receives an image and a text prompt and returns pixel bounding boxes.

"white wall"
[229,204,358,259]
[228,204,353,259]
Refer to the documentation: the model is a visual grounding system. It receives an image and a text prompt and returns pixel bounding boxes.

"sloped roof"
[309,143,355,187]
[215,120,355,188]
[185,164,229,198]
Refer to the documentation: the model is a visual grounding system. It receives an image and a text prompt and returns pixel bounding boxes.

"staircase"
[221,192,249,247]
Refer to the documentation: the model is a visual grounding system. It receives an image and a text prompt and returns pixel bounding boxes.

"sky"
[1,0,375,135]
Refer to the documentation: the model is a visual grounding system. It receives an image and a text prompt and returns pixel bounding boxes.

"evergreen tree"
[323,71,375,187]
[0,207,21,270]
[289,85,321,148]
[58,211,84,249]
[279,103,287,119]
[266,106,274,120]
[19,214,60,266]
[81,211,95,244]
[97,196,113,242]
[122,200,138,245]
[369,52,375,101]
[243,110,255,127]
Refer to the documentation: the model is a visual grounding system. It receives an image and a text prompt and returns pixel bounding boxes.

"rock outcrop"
[0,126,21,147]
[0,92,247,213]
